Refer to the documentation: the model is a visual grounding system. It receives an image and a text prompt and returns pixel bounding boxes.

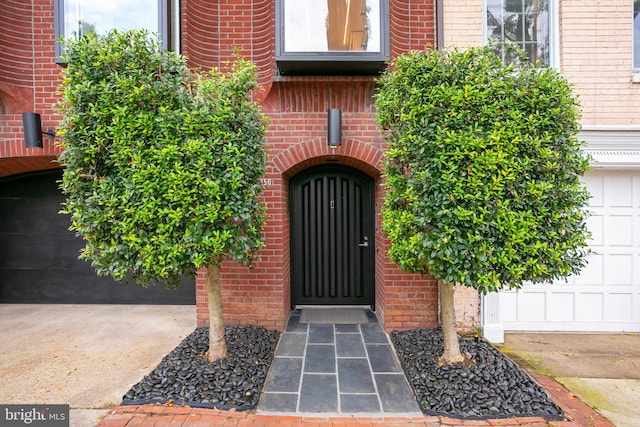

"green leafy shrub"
[375,47,591,364]
[376,47,591,294]
[58,29,267,288]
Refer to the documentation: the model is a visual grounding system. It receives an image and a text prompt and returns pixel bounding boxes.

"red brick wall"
[2,0,440,333]
[390,0,436,57]
[1,0,35,109]
[0,0,62,177]
[183,0,275,101]
[190,0,439,332]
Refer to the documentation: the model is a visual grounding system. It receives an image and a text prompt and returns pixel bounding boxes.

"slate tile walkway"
[258,309,423,416]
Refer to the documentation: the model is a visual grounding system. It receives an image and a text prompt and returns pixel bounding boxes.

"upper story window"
[276,0,389,75]
[54,0,180,63]
[484,0,556,67]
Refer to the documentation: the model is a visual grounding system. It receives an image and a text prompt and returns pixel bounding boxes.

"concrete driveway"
[0,304,195,427]
[498,332,640,427]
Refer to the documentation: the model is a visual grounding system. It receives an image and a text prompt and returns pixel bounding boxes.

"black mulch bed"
[391,328,564,420]
[122,326,280,411]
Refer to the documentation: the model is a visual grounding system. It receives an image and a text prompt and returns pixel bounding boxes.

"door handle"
[358,236,369,248]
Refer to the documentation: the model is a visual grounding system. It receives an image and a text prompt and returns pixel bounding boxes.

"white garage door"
[500,171,640,332]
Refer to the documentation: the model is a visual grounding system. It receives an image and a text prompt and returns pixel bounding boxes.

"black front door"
[290,165,375,306]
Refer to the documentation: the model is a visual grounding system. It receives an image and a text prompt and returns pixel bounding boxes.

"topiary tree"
[375,47,591,366]
[57,29,267,362]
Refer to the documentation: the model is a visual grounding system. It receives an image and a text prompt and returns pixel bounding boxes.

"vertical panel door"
[290,165,375,306]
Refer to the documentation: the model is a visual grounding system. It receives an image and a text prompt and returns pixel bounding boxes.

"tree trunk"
[205,264,228,362]
[438,280,468,366]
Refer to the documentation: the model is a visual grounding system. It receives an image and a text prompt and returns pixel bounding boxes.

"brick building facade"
[1,1,449,333]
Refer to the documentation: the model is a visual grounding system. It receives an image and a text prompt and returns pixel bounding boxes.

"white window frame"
[482,0,559,69]
[632,1,640,81]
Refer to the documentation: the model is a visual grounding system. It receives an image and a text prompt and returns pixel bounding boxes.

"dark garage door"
[0,169,195,304]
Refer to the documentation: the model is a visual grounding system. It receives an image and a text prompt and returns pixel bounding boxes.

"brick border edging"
[98,407,546,426]
[98,374,613,426]
[530,373,615,427]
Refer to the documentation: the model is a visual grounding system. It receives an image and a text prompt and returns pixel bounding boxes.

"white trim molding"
[580,126,640,170]
[481,292,504,343]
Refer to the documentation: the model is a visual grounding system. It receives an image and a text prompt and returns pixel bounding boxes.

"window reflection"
[63,0,158,40]
[486,0,550,66]
[284,0,380,53]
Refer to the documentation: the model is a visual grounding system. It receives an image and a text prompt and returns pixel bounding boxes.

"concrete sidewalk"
[498,332,640,427]
[0,304,196,427]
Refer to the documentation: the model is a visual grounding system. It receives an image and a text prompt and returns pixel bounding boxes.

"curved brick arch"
[389,0,436,57]
[1,0,34,89]
[272,138,384,179]
[252,0,275,101]
[390,0,412,56]
[0,157,61,178]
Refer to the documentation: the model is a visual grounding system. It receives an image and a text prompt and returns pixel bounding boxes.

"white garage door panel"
[575,292,602,322]
[501,171,640,332]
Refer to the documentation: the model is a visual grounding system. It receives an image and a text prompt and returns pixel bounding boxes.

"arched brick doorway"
[289,164,375,308]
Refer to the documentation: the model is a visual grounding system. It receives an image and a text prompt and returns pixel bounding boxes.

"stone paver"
[258,309,422,416]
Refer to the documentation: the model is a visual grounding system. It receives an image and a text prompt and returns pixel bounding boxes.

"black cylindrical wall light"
[327,108,342,147]
[22,112,44,148]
